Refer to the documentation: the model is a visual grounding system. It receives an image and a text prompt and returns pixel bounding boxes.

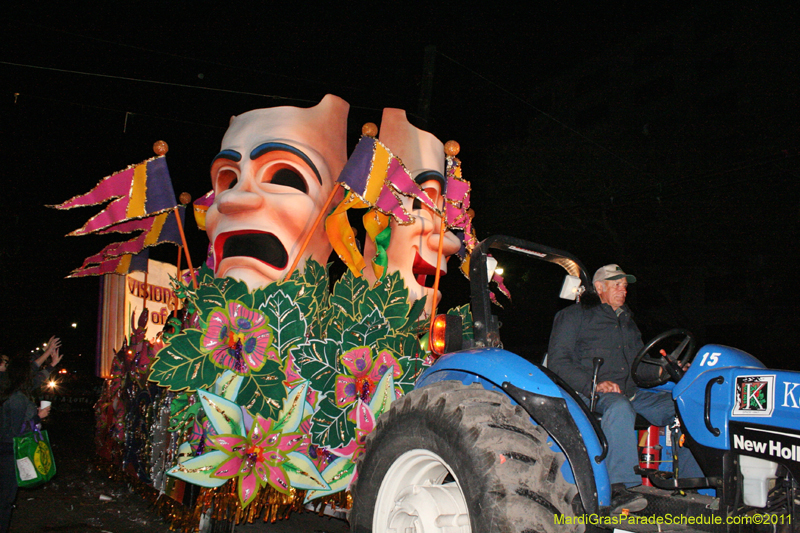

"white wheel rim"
[373,449,471,533]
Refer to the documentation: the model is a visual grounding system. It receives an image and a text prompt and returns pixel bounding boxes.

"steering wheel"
[631,328,696,388]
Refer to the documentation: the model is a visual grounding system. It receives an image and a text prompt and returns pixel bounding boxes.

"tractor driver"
[547,264,703,513]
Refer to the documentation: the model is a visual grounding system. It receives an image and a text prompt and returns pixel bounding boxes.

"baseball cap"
[592,264,636,284]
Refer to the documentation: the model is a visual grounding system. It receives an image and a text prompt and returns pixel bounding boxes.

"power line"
[5,18,348,93]
[5,18,409,102]
[1,60,315,103]
[437,51,645,173]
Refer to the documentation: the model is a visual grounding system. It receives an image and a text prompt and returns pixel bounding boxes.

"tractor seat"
[539,354,655,431]
[594,409,654,431]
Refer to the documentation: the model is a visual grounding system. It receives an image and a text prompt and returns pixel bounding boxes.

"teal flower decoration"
[167,385,328,508]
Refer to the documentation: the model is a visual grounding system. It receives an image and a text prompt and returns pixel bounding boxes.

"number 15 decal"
[699,352,720,366]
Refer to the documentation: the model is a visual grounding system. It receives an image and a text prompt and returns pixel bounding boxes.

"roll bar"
[468,235,591,348]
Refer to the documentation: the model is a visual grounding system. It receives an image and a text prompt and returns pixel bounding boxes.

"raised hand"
[43,336,61,357]
[50,348,64,367]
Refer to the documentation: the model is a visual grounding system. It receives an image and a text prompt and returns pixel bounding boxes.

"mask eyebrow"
[250,142,322,185]
[414,170,446,193]
[211,149,242,168]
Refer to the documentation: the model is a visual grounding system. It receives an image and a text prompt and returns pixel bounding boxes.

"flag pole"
[284,183,341,279]
[427,140,460,343]
[427,215,447,341]
[151,140,197,290]
[174,193,197,289]
[175,246,183,312]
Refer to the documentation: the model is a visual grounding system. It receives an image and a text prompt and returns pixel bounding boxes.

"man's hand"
[657,349,691,377]
[597,381,622,394]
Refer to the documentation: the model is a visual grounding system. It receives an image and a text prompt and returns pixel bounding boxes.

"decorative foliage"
[293,270,426,452]
[209,412,305,505]
[447,303,474,341]
[156,262,432,511]
[168,388,328,508]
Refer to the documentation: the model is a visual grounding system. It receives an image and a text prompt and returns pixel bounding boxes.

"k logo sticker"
[732,375,776,417]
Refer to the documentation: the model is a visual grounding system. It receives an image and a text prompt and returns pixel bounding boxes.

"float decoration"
[326,133,444,279]
[68,98,486,528]
[151,256,428,508]
[50,151,186,277]
[293,269,426,453]
[149,261,329,420]
[167,388,328,508]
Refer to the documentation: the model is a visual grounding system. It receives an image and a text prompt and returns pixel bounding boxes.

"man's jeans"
[590,390,704,486]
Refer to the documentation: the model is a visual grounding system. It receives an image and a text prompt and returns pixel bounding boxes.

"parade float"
[54,95,485,529]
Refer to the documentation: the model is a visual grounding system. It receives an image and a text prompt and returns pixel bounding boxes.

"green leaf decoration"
[281,260,328,335]
[255,290,308,358]
[396,355,427,395]
[379,333,426,395]
[195,275,253,315]
[157,253,455,508]
[310,396,354,450]
[329,270,369,321]
[235,359,287,420]
[167,450,229,488]
[213,371,245,401]
[198,389,244,436]
[403,295,428,334]
[360,272,410,331]
[303,457,356,503]
[293,339,342,394]
[447,303,474,340]
[149,329,218,392]
[369,371,395,420]
[340,307,390,352]
[168,391,200,432]
[196,264,216,286]
[275,381,309,434]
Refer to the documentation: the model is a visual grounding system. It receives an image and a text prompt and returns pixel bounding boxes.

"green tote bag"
[13,421,56,487]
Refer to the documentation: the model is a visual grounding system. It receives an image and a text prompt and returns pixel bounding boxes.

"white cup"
[40,400,51,409]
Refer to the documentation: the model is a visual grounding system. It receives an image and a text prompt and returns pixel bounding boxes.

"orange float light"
[430,314,449,357]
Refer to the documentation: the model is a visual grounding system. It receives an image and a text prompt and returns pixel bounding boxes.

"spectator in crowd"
[1,354,52,532]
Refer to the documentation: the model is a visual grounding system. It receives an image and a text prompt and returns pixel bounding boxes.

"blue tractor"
[350,235,799,532]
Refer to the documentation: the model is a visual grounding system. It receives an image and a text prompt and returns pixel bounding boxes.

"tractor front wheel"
[350,380,584,532]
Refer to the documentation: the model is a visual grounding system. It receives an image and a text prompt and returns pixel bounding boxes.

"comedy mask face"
[364,109,461,317]
[205,95,348,291]
[381,177,461,312]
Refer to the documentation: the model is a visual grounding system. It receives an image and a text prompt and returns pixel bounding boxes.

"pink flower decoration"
[210,415,306,505]
[202,301,272,375]
[329,400,377,488]
[335,347,402,408]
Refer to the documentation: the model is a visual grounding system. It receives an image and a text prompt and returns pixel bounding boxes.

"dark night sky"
[1,1,798,370]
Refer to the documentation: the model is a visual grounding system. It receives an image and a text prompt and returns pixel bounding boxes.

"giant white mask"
[363,109,461,317]
[206,95,348,290]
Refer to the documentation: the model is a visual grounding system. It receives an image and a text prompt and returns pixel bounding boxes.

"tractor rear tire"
[350,380,585,532]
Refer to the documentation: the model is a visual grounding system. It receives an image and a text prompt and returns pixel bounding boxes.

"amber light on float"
[152,337,165,352]
[430,314,449,358]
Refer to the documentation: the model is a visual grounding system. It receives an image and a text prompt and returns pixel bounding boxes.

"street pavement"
[8,408,348,533]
